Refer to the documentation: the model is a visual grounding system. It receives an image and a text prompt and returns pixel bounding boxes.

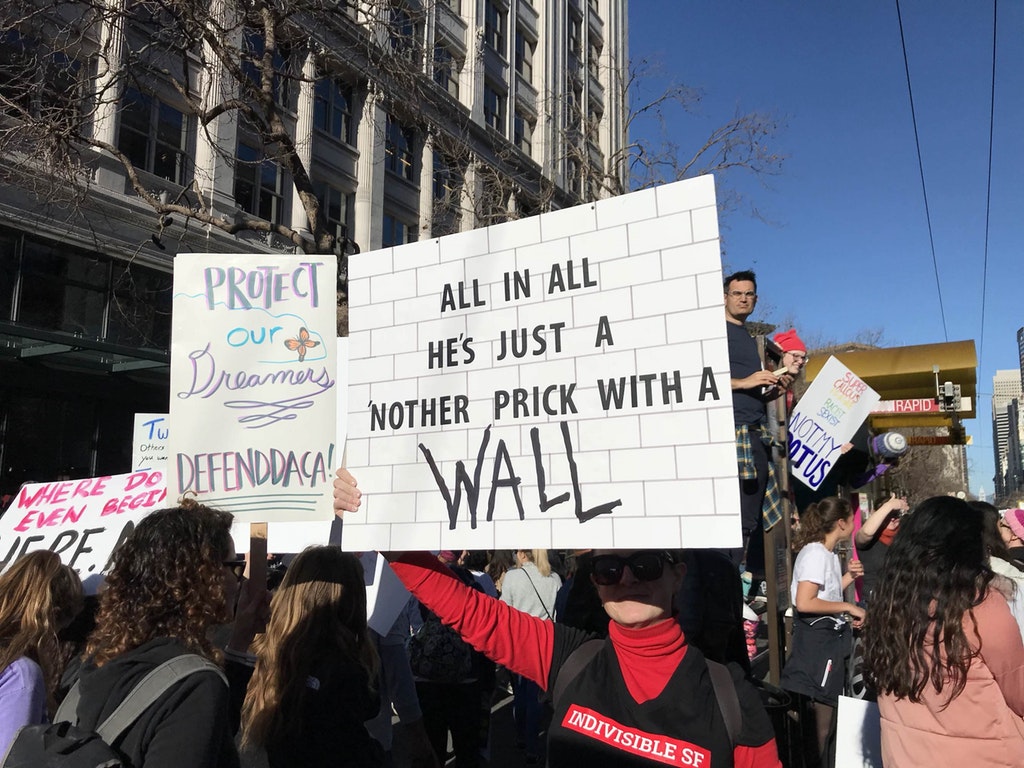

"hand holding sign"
[333,468,362,516]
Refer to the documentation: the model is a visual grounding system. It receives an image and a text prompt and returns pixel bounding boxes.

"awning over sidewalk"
[804,340,977,427]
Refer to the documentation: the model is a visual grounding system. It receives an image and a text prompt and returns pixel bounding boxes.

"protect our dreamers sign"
[168,254,338,523]
[0,469,167,591]
[342,176,742,551]
[788,356,881,490]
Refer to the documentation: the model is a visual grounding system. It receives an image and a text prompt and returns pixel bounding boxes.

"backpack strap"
[97,655,227,743]
[55,655,226,742]
[54,680,82,724]
[705,659,741,749]
[551,638,602,706]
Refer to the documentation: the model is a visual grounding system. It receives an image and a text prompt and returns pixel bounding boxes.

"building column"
[290,51,317,242]
[459,158,482,232]
[353,86,386,252]
[418,130,434,239]
[192,0,241,221]
[91,0,127,191]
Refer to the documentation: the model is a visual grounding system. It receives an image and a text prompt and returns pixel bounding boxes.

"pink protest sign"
[0,469,167,590]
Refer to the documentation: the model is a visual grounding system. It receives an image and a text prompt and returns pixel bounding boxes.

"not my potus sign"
[343,177,743,551]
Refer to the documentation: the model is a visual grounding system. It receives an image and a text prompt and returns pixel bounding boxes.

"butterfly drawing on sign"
[284,327,320,362]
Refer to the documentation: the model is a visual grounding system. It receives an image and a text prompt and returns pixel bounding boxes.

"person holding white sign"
[333,470,783,768]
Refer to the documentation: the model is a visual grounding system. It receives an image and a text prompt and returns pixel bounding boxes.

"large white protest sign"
[789,356,881,490]
[343,176,740,551]
[132,413,169,471]
[168,254,338,523]
[0,469,167,591]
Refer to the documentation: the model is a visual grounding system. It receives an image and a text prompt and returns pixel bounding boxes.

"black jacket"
[74,637,239,768]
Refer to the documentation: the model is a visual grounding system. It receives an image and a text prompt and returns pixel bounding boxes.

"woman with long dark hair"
[240,546,381,768]
[74,499,241,768]
[864,496,1024,766]
[0,551,82,755]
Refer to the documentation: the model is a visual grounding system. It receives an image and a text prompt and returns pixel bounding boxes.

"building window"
[588,37,602,79]
[513,113,533,155]
[514,30,533,83]
[234,141,283,224]
[108,261,173,348]
[313,78,353,144]
[567,12,582,73]
[314,181,353,251]
[0,31,82,128]
[18,237,108,337]
[483,82,505,134]
[432,153,463,202]
[242,31,291,105]
[388,6,422,63]
[384,115,415,181]
[484,1,505,52]
[433,44,459,97]
[382,213,416,247]
[586,103,602,144]
[567,157,582,196]
[118,87,188,185]
[565,84,582,133]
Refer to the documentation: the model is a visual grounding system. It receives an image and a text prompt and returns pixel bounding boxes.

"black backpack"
[2,654,227,768]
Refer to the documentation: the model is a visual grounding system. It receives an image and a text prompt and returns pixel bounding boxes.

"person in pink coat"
[864,496,1024,767]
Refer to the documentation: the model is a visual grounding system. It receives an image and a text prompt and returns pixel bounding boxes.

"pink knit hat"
[773,329,807,353]
[1003,508,1024,541]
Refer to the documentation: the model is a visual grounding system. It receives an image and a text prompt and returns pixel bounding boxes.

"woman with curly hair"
[779,497,864,766]
[864,496,1024,767]
[240,546,381,768]
[73,499,242,768]
[0,551,82,754]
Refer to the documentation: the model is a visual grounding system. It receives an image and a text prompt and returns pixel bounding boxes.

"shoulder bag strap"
[54,680,82,724]
[551,638,602,707]
[705,659,741,749]
[521,568,553,620]
[97,655,227,743]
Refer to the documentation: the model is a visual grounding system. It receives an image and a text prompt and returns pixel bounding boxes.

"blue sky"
[628,1,1024,497]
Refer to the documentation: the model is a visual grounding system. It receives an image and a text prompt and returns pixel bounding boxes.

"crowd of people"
[0,481,1022,768]
[0,269,1021,768]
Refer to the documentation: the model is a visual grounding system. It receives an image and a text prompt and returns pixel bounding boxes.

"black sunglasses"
[223,558,247,581]
[591,552,674,586]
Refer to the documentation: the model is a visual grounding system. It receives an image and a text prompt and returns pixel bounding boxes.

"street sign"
[904,434,972,446]
[872,397,972,415]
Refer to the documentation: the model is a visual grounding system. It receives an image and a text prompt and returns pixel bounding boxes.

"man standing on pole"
[724,270,790,574]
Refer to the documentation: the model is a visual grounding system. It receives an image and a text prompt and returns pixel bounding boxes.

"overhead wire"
[979,0,998,362]
[895,0,949,342]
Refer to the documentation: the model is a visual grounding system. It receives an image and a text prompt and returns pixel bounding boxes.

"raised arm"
[855,495,908,548]
[332,468,555,687]
[389,553,554,688]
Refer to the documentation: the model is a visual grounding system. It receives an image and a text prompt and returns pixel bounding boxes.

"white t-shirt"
[791,541,843,605]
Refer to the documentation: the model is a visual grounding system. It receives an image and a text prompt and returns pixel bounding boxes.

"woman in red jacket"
[334,469,781,768]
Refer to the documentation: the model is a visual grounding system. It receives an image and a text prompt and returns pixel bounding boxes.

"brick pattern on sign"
[345,175,739,551]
